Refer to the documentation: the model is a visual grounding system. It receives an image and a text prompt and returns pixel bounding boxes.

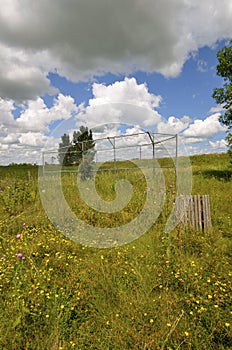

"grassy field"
[0,153,231,349]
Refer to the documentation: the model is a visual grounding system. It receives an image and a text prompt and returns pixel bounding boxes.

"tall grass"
[0,154,231,349]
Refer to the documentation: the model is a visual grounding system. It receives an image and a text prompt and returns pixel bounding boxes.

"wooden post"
[175,195,212,231]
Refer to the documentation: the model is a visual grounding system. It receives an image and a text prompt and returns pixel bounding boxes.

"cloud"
[209,139,227,149]
[1,133,19,145]
[0,45,56,102]
[157,115,191,134]
[0,93,79,163]
[197,59,208,72]
[183,113,227,141]
[77,77,162,127]
[18,132,52,147]
[0,76,229,163]
[208,105,224,114]
[16,94,79,132]
[0,0,232,100]
[0,131,58,165]
[0,97,16,132]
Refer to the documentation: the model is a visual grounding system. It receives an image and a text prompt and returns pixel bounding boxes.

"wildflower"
[184,331,189,336]
[198,306,206,314]
[17,253,23,258]
[225,323,230,328]
[150,318,154,323]
[22,223,26,226]
[167,323,171,327]
[208,294,212,299]
[16,234,21,239]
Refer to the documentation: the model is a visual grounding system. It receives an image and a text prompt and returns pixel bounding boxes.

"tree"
[58,133,72,166]
[212,40,232,155]
[72,126,95,166]
[72,126,95,179]
[58,126,95,177]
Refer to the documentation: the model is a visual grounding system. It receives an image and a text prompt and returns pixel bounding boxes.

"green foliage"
[58,126,95,168]
[72,126,95,167]
[58,133,72,166]
[0,154,231,349]
[212,40,232,154]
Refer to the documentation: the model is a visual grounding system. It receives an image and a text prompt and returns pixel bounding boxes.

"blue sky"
[47,43,224,119]
[44,42,228,154]
[0,0,231,164]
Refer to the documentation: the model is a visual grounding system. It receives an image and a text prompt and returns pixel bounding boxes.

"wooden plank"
[205,195,212,230]
[204,195,209,230]
[193,195,198,230]
[190,196,195,229]
[175,195,212,231]
[175,194,212,231]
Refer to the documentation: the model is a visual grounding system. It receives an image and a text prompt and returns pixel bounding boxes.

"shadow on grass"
[200,169,232,181]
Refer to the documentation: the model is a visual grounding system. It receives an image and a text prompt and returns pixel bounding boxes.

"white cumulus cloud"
[157,116,191,134]
[0,93,79,164]
[16,94,79,132]
[183,113,227,141]
[0,97,16,132]
[0,0,232,100]
[209,139,227,149]
[77,77,162,127]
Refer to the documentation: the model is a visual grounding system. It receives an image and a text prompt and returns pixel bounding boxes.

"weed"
[0,154,231,349]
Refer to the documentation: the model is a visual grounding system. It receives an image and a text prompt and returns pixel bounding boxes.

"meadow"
[0,153,231,349]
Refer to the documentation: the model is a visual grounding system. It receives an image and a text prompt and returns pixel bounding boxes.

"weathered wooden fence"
[175,195,212,231]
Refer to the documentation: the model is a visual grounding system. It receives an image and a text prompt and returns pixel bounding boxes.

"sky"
[0,0,231,165]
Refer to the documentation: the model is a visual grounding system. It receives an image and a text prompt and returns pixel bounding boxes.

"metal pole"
[113,138,116,176]
[107,137,116,176]
[146,132,155,199]
[146,131,155,165]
